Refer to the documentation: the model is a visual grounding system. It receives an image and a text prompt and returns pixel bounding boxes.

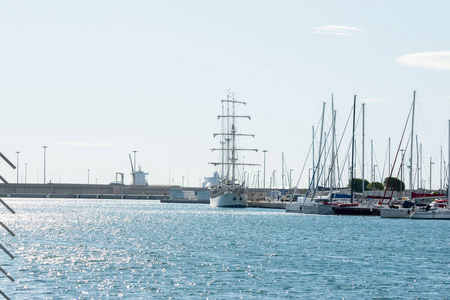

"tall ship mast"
[209,92,258,208]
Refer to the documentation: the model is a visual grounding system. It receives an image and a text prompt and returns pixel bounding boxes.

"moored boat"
[210,182,247,208]
[332,202,381,216]
[409,119,450,219]
[208,92,258,208]
[409,200,450,219]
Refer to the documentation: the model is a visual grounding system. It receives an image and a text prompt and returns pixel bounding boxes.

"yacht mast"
[232,93,236,189]
[362,103,365,201]
[350,95,356,203]
[318,102,326,189]
[282,152,285,189]
[221,102,225,180]
[448,120,450,201]
[312,126,315,191]
[226,94,231,180]
[371,140,374,182]
[330,94,335,199]
[410,90,416,192]
[416,135,420,190]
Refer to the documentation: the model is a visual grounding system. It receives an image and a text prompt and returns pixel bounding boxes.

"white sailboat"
[380,91,417,218]
[209,92,258,208]
[409,119,450,219]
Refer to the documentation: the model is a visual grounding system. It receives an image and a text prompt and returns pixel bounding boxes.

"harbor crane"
[129,154,135,185]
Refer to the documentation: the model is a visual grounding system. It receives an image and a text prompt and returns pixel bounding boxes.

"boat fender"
[408,210,410,214]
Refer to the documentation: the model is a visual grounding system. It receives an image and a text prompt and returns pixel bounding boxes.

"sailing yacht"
[409,119,450,219]
[209,92,258,208]
[409,197,450,219]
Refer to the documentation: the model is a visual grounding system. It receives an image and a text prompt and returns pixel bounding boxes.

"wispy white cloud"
[312,25,365,36]
[396,51,450,70]
[55,141,115,147]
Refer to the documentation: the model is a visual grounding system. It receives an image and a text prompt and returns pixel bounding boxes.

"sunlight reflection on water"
[1,198,449,299]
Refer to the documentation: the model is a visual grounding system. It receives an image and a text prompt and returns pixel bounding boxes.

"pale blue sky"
[1,1,449,189]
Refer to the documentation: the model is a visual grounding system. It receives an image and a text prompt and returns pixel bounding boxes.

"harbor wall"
[0,183,188,199]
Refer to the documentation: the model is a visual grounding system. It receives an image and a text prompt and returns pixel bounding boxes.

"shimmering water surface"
[1,199,449,299]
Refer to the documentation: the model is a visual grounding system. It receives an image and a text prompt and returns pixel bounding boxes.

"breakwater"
[0,183,181,200]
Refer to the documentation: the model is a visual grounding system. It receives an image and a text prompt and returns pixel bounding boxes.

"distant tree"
[348,178,370,193]
[383,177,405,191]
[372,182,384,190]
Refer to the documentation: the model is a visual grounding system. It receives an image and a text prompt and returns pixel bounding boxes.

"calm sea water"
[1,199,449,299]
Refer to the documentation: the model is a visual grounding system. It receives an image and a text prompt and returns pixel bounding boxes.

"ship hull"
[302,203,335,215]
[332,205,380,216]
[285,201,304,213]
[409,209,450,219]
[379,208,411,218]
[285,201,335,215]
[210,190,247,208]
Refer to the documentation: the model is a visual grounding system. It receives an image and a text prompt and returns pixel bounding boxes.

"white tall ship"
[209,92,258,208]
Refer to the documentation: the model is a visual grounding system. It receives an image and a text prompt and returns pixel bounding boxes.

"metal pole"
[448,120,450,201]
[362,103,365,198]
[263,150,267,189]
[43,146,47,184]
[416,135,420,190]
[312,126,315,191]
[371,140,374,183]
[350,95,356,203]
[257,171,260,189]
[16,151,20,184]
[430,157,434,191]
[282,153,285,189]
[133,150,137,185]
[400,149,404,183]
[440,145,443,191]
[25,163,28,184]
[88,169,90,184]
[410,90,416,192]
[289,169,293,189]
[309,168,312,189]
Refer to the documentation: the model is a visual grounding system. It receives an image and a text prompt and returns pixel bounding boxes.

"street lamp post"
[25,163,28,183]
[43,146,47,184]
[16,151,20,184]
